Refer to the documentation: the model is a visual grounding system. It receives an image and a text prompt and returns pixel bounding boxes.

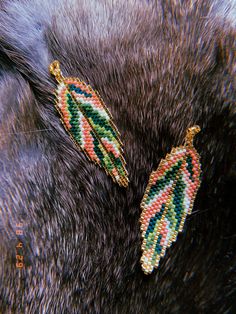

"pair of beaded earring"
[49,61,202,275]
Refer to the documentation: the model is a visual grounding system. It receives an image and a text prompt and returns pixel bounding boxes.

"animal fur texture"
[0,0,235,313]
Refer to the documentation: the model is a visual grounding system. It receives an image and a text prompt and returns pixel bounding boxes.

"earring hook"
[184,125,201,147]
[49,60,64,83]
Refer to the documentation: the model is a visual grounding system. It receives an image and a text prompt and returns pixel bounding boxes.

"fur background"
[0,0,235,313]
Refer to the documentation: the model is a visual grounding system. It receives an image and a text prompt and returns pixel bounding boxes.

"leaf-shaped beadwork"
[49,61,129,187]
[140,126,201,274]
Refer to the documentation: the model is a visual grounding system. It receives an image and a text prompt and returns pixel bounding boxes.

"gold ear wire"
[49,60,64,83]
[184,125,201,147]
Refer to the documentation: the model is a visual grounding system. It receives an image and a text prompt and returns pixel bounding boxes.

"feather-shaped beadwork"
[49,60,129,187]
[140,126,201,274]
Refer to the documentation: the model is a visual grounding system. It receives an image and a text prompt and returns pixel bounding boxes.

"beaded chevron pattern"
[140,126,201,274]
[49,61,129,187]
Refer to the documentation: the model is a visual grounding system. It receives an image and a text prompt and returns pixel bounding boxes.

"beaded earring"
[49,60,129,187]
[140,126,202,274]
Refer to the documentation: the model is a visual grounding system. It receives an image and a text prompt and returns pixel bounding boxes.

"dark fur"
[0,0,236,313]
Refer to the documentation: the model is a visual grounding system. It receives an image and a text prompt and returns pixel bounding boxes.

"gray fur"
[0,0,235,313]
